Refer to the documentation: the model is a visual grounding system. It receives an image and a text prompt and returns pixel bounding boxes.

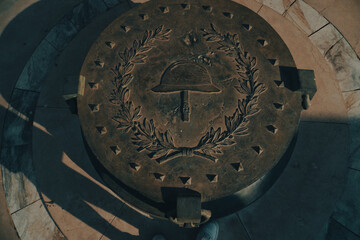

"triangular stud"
[88,104,100,112]
[94,60,104,68]
[181,3,190,9]
[268,59,278,66]
[223,12,233,19]
[105,41,115,49]
[242,24,252,31]
[129,163,141,171]
[252,146,263,155]
[274,80,285,87]
[179,177,191,185]
[231,163,244,172]
[159,6,169,13]
[202,5,212,11]
[266,125,278,134]
[154,173,165,181]
[206,174,218,183]
[139,14,149,20]
[273,103,284,110]
[110,146,121,155]
[121,25,131,32]
[88,82,99,89]
[96,126,107,135]
[257,39,268,46]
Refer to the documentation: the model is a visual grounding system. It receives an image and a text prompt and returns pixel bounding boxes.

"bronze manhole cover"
[77,0,316,227]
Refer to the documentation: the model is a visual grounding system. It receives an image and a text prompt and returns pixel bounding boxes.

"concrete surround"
[0,0,359,239]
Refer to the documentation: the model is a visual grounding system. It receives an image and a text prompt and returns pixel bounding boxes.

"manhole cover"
[76,0,316,227]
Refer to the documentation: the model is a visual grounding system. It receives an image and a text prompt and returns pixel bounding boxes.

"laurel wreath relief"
[110,24,266,164]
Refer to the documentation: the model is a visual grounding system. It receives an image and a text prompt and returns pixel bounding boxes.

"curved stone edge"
[257,0,360,238]
[0,0,130,239]
[1,0,359,239]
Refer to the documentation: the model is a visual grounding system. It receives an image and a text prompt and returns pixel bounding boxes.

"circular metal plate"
[78,0,303,217]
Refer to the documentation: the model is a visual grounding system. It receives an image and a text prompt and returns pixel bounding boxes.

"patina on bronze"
[76,0,316,227]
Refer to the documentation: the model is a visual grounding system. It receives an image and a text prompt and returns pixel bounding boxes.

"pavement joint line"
[10,199,41,215]
[236,212,252,240]
[256,4,263,14]
[324,36,344,57]
[282,0,297,17]
[13,87,40,94]
[98,215,117,240]
[300,120,349,126]
[330,217,360,238]
[307,22,330,38]
[342,88,360,93]
[349,167,360,173]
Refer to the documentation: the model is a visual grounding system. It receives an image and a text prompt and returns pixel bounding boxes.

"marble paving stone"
[45,18,78,52]
[3,89,39,147]
[304,0,360,58]
[325,38,360,93]
[255,0,295,14]
[11,199,65,240]
[67,0,108,31]
[332,169,360,236]
[238,121,349,240]
[285,0,328,36]
[218,213,250,240]
[0,144,39,214]
[231,0,262,13]
[100,205,197,240]
[33,107,123,239]
[257,5,348,123]
[309,23,343,56]
[15,40,59,92]
[343,90,360,169]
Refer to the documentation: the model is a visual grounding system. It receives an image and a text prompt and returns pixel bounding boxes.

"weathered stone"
[309,23,343,55]
[11,200,65,240]
[325,38,360,92]
[285,0,328,36]
[255,0,295,14]
[45,18,78,52]
[15,40,59,91]
[3,89,39,147]
[67,0,108,31]
[333,169,360,236]
[0,144,39,214]
[238,121,348,239]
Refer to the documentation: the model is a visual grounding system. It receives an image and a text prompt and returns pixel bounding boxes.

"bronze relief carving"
[77,0,316,226]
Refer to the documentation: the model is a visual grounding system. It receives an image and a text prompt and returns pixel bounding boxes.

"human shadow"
[0,0,198,239]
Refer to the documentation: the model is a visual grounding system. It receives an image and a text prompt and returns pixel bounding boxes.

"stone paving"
[0,0,359,239]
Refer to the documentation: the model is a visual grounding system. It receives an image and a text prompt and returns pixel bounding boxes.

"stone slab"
[3,89,39,147]
[67,0,108,31]
[32,107,123,239]
[0,165,19,240]
[15,40,59,92]
[11,199,65,240]
[218,213,250,240]
[238,121,349,240]
[304,0,360,57]
[232,0,262,13]
[332,169,360,236]
[324,218,360,240]
[258,5,348,123]
[45,18,78,52]
[37,2,131,109]
[0,144,39,214]
[325,38,360,93]
[285,0,328,36]
[309,23,343,56]
[255,0,295,14]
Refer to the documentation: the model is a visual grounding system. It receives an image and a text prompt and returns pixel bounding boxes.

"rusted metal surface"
[77,0,315,224]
